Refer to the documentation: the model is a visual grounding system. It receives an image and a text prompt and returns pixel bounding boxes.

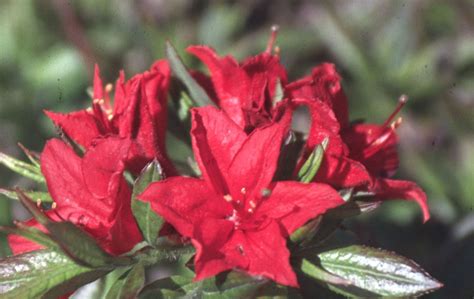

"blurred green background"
[0,0,472,297]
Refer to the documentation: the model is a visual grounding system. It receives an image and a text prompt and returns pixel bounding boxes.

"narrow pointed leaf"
[298,138,328,183]
[0,152,44,183]
[166,41,213,106]
[45,222,132,268]
[0,225,58,250]
[105,263,145,299]
[272,78,284,105]
[0,188,52,203]
[17,143,41,167]
[0,249,107,298]
[315,245,443,297]
[140,272,266,299]
[132,161,165,246]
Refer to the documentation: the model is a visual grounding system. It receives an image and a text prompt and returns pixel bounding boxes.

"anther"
[86,107,93,113]
[240,187,246,194]
[223,194,233,202]
[382,95,408,128]
[390,117,403,130]
[105,83,113,93]
[36,199,42,208]
[247,208,254,213]
[51,202,57,209]
[249,200,256,209]
[107,114,113,120]
[265,25,280,54]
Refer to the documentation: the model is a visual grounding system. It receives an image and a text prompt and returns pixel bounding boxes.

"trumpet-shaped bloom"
[9,138,142,255]
[140,107,344,286]
[45,62,176,175]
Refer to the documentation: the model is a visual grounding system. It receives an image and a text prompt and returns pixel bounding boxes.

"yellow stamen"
[223,194,233,202]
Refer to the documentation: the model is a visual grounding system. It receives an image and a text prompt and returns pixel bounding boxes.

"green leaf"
[45,222,131,268]
[140,271,266,299]
[16,189,131,268]
[133,238,194,268]
[0,224,58,250]
[314,245,443,297]
[272,78,284,105]
[297,138,328,183]
[131,161,165,246]
[17,143,41,168]
[105,263,145,299]
[166,41,214,106]
[0,152,45,183]
[290,217,322,244]
[0,249,108,298]
[0,188,52,203]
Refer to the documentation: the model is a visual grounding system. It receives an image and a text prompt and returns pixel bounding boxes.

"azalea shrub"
[0,29,442,298]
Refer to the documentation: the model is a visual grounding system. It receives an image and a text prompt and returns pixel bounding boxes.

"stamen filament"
[265,25,279,54]
[382,95,407,128]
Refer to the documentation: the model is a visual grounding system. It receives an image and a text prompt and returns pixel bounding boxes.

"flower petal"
[227,121,287,205]
[187,45,247,127]
[286,63,349,127]
[315,154,371,188]
[139,177,232,237]
[192,218,235,281]
[191,106,247,194]
[44,110,104,148]
[242,220,298,287]
[256,181,344,234]
[371,178,430,222]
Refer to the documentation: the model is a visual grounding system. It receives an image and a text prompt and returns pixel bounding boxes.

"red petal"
[286,63,349,127]
[139,177,232,237]
[315,154,371,188]
[241,220,298,287]
[44,110,104,148]
[256,182,344,234]
[8,211,62,255]
[187,46,247,127]
[293,98,346,156]
[191,107,247,194]
[192,218,235,281]
[343,124,399,177]
[93,64,104,100]
[82,137,130,199]
[227,121,286,205]
[371,178,430,222]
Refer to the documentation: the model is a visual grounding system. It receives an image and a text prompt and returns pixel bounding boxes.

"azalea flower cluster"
[7,34,429,288]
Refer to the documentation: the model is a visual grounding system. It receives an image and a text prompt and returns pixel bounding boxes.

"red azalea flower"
[287,64,430,221]
[45,61,176,175]
[139,106,344,286]
[187,30,287,132]
[8,137,142,255]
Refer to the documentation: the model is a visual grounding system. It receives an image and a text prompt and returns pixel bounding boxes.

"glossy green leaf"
[315,245,443,297]
[105,263,145,299]
[16,189,131,268]
[297,138,328,183]
[0,152,44,183]
[131,161,165,246]
[0,188,52,203]
[166,41,214,107]
[0,249,107,299]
